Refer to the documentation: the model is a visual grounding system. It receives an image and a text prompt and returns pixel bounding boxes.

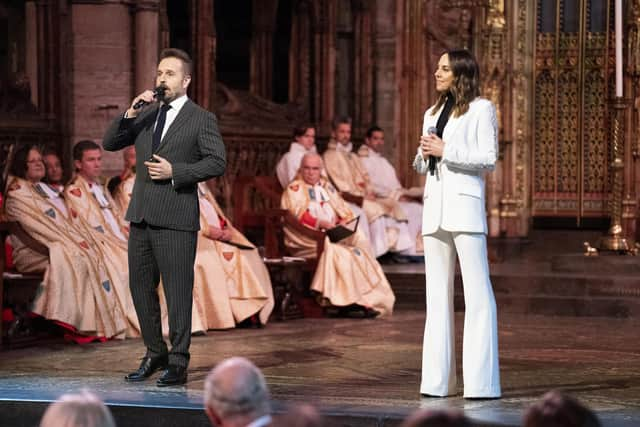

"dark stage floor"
[1,309,639,427]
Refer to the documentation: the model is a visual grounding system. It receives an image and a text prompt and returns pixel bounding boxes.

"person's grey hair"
[204,357,270,419]
[39,391,116,427]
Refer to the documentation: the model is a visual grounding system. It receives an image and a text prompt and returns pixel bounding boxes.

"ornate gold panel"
[532,0,613,219]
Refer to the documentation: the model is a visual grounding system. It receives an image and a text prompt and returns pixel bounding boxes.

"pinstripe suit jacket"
[103,100,226,231]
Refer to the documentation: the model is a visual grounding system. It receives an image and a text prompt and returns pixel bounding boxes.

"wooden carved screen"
[532,0,614,220]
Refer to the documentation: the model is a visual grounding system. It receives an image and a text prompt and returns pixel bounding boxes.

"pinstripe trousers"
[129,221,197,368]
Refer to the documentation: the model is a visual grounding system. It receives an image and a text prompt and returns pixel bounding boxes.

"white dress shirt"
[154,94,189,140]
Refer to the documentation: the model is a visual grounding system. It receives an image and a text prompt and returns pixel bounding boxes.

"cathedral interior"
[2,0,639,240]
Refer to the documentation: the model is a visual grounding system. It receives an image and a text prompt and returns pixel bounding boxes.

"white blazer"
[413,97,498,235]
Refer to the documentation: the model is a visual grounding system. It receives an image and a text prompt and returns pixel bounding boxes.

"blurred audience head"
[9,144,45,183]
[400,409,471,427]
[204,357,271,427]
[39,391,116,427]
[523,390,601,427]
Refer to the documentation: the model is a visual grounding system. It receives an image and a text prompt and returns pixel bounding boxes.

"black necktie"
[152,104,171,153]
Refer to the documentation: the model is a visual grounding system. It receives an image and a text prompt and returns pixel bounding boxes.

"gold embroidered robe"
[185,183,274,329]
[113,174,135,216]
[281,178,395,316]
[3,177,129,338]
[64,175,140,336]
[322,141,407,223]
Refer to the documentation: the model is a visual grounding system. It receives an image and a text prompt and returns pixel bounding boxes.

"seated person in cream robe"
[358,126,423,256]
[4,144,130,339]
[281,153,395,317]
[322,117,412,258]
[64,140,140,336]
[187,181,274,330]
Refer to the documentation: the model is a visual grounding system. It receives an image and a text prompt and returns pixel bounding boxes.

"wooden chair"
[0,219,48,347]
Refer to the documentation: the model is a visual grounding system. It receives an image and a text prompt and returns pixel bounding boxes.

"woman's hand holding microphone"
[419,130,445,158]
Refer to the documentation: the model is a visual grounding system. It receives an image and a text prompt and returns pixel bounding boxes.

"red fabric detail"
[300,210,318,228]
[53,320,108,344]
[4,237,15,270]
[219,216,227,229]
[2,308,15,322]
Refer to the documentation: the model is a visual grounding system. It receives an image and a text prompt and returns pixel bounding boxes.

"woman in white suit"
[413,49,501,398]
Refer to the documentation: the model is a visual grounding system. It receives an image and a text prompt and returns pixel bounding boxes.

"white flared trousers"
[420,228,501,397]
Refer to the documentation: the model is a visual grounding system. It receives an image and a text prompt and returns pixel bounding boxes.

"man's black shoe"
[124,355,168,382]
[157,365,188,387]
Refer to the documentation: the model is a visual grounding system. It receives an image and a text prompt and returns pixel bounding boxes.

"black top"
[429,93,455,175]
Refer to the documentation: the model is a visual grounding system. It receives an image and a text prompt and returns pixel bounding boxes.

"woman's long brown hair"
[431,49,481,117]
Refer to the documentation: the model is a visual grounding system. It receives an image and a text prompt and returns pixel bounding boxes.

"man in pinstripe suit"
[103,48,226,386]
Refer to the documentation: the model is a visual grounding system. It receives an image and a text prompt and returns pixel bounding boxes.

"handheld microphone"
[132,86,167,110]
[426,126,438,176]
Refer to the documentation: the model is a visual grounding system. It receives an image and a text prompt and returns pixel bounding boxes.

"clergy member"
[281,153,395,317]
[358,126,423,256]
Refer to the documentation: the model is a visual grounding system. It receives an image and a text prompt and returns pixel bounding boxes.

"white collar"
[366,145,382,157]
[290,142,316,154]
[336,141,353,153]
[165,94,189,113]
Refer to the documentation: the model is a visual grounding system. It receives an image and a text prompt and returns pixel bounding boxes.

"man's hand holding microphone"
[126,86,165,118]
[125,86,173,180]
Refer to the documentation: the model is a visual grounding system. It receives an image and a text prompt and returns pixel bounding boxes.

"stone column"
[134,0,160,94]
[190,0,216,111]
[70,0,133,176]
[373,0,397,162]
[394,0,428,188]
